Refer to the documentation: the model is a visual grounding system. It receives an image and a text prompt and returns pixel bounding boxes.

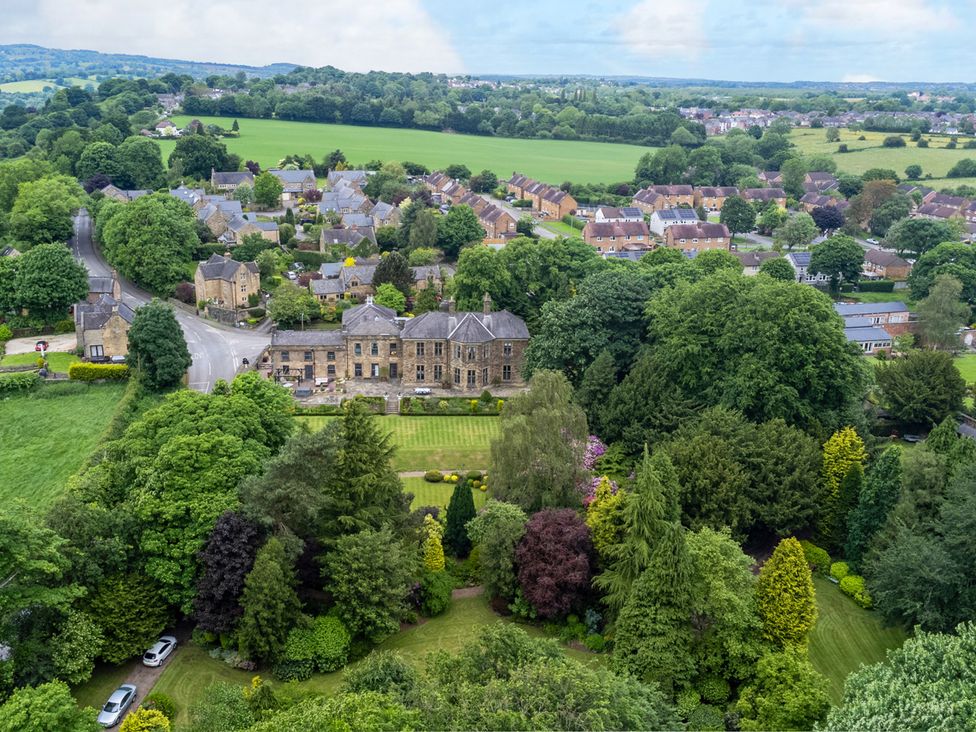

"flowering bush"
[582,435,607,471]
[581,475,618,506]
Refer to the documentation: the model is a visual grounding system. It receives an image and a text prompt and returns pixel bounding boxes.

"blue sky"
[1,0,969,82]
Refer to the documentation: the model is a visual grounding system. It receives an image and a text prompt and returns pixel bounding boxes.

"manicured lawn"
[72,660,142,713]
[0,383,127,508]
[789,127,976,180]
[838,290,913,305]
[148,594,602,729]
[298,415,498,472]
[402,475,488,511]
[541,220,584,237]
[0,351,80,372]
[952,353,976,383]
[161,116,652,184]
[809,576,907,704]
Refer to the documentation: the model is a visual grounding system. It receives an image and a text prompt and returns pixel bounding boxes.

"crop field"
[809,576,907,704]
[790,127,976,180]
[0,77,96,92]
[298,414,498,472]
[161,115,651,184]
[0,383,126,507]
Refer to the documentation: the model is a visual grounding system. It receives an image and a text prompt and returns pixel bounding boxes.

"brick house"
[582,221,652,253]
[268,169,318,205]
[594,206,644,222]
[457,192,489,215]
[864,250,911,281]
[915,203,962,221]
[734,250,780,275]
[632,188,665,213]
[649,208,700,237]
[74,294,135,360]
[644,185,695,209]
[803,172,839,193]
[694,186,739,212]
[210,169,254,191]
[664,223,731,252]
[505,173,576,219]
[742,188,787,207]
[479,204,517,241]
[194,253,261,310]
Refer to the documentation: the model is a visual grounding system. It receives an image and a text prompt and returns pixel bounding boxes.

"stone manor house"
[269,296,529,390]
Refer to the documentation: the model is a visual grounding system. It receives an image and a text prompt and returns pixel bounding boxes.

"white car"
[142,635,177,667]
[97,684,136,727]
[414,387,432,395]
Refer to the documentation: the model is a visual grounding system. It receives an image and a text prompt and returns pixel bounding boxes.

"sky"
[1,0,970,82]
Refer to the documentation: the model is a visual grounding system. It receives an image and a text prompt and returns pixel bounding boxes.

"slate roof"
[271,330,344,347]
[320,229,369,247]
[320,191,368,212]
[341,213,373,228]
[212,170,253,186]
[169,186,204,205]
[834,301,909,316]
[370,201,397,220]
[88,276,115,294]
[342,302,399,336]
[865,250,909,268]
[197,253,259,281]
[734,251,780,268]
[269,168,316,185]
[319,262,343,278]
[844,326,892,343]
[401,310,529,341]
[310,278,346,295]
[75,295,135,330]
[327,170,368,188]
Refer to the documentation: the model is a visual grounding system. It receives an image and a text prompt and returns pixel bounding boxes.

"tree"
[167,134,230,179]
[905,164,923,180]
[420,515,445,572]
[868,196,911,237]
[634,145,688,186]
[11,243,88,323]
[515,509,593,619]
[100,194,197,295]
[466,500,527,600]
[373,283,406,313]
[820,426,867,547]
[755,537,817,647]
[452,245,512,311]
[756,204,786,235]
[490,371,588,511]
[809,234,864,292]
[323,528,415,643]
[810,205,844,233]
[773,212,817,251]
[230,232,271,263]
[585,478,627,566]
[233,184,253,207]
[372,251,413,297]
[50,611,103,685]
[575,349,616,438]
[468,169,498,193]
[845,447,901,571]
[779,157,808,199]
[193,511,261,634]
[120,708,170,732]
[413,286,438,314]
[443,480,476,557]
[876,350,966,428]
[407,208,439,250]
[253,171,283,209]
[444,164,471,180]
[118,137,165,189]
[437,205,483,258]
[238,538,301,663]
[909,242,976,302]
[917,274,969,351]
[0,680,99,732]
[884,216,955,258]
[87,574,168,664]
[822,622,976,731]
[759,256,795,281]
[76,141,125,184]
[825,128,840,143]
[267,281,317,328]
[719,195,756,235]
[735,648,830,731]
[9,175,84,249]
[127,300,192,389]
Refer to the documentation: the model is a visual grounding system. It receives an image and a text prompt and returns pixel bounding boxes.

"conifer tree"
[238,538,300,663]
[845,448,902,570]
[756,537,817,648]
[421,515,445,572]
[819,427,867,546]
[444,481,476,557]
[575,350,617,437]
[833,462,864,551]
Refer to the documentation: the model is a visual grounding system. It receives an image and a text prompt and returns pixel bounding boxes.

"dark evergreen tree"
[237,537,301,663]
[832,463,864,552]
[444,480,476,557]
[126,300,192,390]
[575,349,617,439]
[373,251,414,297]
[845,447,901,570]
[194,511,261,634]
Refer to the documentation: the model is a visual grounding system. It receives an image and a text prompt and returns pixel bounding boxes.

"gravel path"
[398,469,487,478]
[4,333,76,355]
[452,585,485,599]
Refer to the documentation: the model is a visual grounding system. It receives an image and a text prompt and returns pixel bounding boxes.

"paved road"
[71,212,270,392]
[478,195,557,240]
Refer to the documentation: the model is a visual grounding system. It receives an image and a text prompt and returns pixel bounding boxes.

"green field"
[0,383,126,507]
[541,220,584,237]
[298,415,498,472]
[951,353,976,383]
[809,576,907,704]
[0,351,80,372]
[0,77,97,93]
[839,290,914,305]
[790,127,976,180]
[401,475,488,510]
[162,115,651,184]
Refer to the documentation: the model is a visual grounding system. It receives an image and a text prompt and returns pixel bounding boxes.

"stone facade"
[74,293,134,360]
[194,254,261,310]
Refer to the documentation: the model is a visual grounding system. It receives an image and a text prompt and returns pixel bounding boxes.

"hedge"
[839,574,873,608]
[830,561,850,582]
[400,396,503,416]
[858,280,896,292]
[68,363,130,382]
[799,540,831,576]
[0,371,40,395]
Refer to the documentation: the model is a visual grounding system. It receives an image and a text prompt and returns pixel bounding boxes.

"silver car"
[143,635,177,667]
[97,684,136,727]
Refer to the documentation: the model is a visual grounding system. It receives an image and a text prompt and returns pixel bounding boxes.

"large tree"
[755,537,817,647]
[810,205,844,233]
[876,349,966,428]
[885,217,957,258]
[193,511,261,634]
[489,370,588,511]
[515,509,593,620]
[443,480,476,557]
[11,243,88,323]
[76,141,125,185]
[253,171,283,209]
[773,212,817,251]
[845,447,901,571]
[466,500,527,601]
[908,242,976,303]
[437,204,483,258]
[8,175,84,249]
[452,245,513,311]
[0,680,99,732]
[735,648,831,731]
[87,573,168,664]
[126,300,192,390]
[809,234,864,292]
[267,281,318,328]
[118,137,165,189]
[917,274,970,351]
[167,134,231,180]
[372,251,413,297]
[719,195,756,235]
[237,537,301,663]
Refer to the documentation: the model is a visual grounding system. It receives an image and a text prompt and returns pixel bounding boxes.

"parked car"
[142,635,177,667]
[865,238,879,245]
[97,684,136,727]
[34,340,48,352]
[414,387,432,395]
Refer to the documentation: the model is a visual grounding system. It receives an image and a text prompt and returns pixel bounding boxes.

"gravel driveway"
[3,333,76,355]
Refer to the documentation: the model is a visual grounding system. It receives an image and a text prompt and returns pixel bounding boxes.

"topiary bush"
[840,574,873,608]
[53,318,76,334]
[68,363,129,381]
[799,540,831,576]
[466,470,482,481]
[424,470,443,483]
[830,561,850,582]
[419,570,453,617]
[141,692,176,720]
[309,615,351,672]
[688,703,725,731]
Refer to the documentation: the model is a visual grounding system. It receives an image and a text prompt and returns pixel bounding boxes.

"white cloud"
[619,0,707,59]
[792,0,955,34]
[0,0,464,73]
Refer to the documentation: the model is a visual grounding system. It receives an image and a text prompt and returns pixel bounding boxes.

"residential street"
[71,212,270,392]
[478,195,557,239]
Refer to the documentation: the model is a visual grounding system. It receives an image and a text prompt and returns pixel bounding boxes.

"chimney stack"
[447,299,456,314]
[482,292,492,315]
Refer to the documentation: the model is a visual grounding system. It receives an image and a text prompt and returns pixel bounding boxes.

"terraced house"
[269,296,528,390]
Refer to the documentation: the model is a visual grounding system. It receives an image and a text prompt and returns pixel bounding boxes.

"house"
[319,228,374,252]
[99,185,149,203]
[786,252,830,286]
[758,171,782,185]
[632,188,665,213]
[644,185,695,209]
[268,169,318,204]
[268,296,530,390]
[74,294,135,361]
[694,186,739,212]
[926,193,968,210]
[327,170,369,190]
[841,319,893,355]
[370,201,401,228]
[457,192,489,215]
[194,253,261,311]
[210,169,254,191]
[169,186,205,207]
[833,301,911,335]
[799,192,836,212]
[734,250,780,275]
[86,275,121,303]
[319,189,370,215]
[221,216,280,245]
[664,223,731,252]
[196,198,244,237]
[648,208,700,236]
[0,246,20,258]
[154,118,179,136]
[594,206,644,222]
[803,172,839,193]
[412,264,453,292]
[915,203,962,221]
[505,173,576,219]
[506,172,532,199]
[742,188,788,207]
[582,221,652,254]
[864,250,911,281]
[479,205,518,241]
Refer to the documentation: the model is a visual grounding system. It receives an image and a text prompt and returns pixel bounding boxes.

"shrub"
[248,307,266,318]
[466,470,482,481]
[248,292,260,308]
[309,615,351,672]
[917,138,929,148]
[0,324,12,342]
[697,676,731,704]
[840,574,873,608]
[343,651,418,698]
[799,540,832,575]
[141,692,176,720]
[584,633,606,652]
[424,470,443,483]
[688,704,725,731]
[419,570,453,617]
[838,144,849,152]
[0,371,40,394]
[677,689,702,719]
[883,136,906,148]
[273,656,313,682]
[858,280,895,292]
[830,561,850,581]
[68,363,130,381]
[53,318,75,334]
